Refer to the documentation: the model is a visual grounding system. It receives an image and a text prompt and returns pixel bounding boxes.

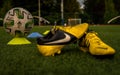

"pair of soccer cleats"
[37,23,115,56]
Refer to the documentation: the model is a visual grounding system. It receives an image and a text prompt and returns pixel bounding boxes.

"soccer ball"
[3,7,34,36]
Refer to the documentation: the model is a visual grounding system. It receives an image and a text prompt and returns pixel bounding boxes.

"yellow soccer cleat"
[37,23,89,56]
[57,23,89,39]
[79,31,116,55]
[37,29,77,56]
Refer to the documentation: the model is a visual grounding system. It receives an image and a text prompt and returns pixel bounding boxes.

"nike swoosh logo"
[44,33,71,44]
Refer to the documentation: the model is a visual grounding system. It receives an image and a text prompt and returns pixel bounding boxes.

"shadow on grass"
[92,54,115,60]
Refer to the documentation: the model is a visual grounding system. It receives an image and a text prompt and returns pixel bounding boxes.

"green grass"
[0,25,120,75]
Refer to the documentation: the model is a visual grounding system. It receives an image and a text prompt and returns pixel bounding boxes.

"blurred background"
[0,0,120,25]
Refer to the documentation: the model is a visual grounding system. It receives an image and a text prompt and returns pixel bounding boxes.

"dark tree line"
[0,0,120,25]
[0,0,81,25]
[84,0,120,24]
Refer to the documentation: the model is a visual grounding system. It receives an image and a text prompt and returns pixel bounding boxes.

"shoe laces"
[51,26,59,34]
[85,31,101,47]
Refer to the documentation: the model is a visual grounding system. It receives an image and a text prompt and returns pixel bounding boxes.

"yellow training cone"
[7,37,31,45]
[43,30,50,35]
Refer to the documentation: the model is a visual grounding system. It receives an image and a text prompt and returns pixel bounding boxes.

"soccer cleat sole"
[37,45,64,56]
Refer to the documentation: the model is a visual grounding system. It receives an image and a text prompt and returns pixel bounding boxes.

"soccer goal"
[68,18,81,25]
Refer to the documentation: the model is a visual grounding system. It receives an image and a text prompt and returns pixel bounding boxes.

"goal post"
[68,18,81,25]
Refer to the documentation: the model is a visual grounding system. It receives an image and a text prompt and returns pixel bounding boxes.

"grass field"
[0,25,120,75]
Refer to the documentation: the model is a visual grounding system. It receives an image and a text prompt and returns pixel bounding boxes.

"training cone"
[27,32,43,38]
[7,37,31,45]
[43,30,50,35]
